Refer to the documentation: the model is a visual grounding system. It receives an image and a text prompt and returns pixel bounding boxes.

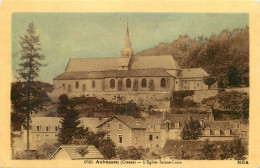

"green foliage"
[11,81,50,131]
[117,146,143,160]
[137,27,249,88]
[180,118,202,140]
[202,91,249,120]
[58,95,82,144]
[199,140,216,160]
[37,143,59,159]
[75,146,89,158]
[171,90,197,108]
[203,76,216,87]
[220,138,246,160]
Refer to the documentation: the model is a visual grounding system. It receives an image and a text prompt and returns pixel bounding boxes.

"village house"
[20,117,108,146]
[96,115,162,148]
[51,24,209,108]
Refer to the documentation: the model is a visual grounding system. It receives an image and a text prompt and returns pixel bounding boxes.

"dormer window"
[215,128,220,135]
[175,122,180,128]
[166,123,170,130]
[225,129,230,136]
[205,127,210,135]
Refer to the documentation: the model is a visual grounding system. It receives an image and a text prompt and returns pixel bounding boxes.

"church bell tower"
[121,23,134,58]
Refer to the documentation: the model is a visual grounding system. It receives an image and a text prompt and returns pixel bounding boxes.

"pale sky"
[12,13,249,83]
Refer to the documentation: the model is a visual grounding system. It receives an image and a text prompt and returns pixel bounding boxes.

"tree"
[16,22,46,152]
[220,138,246,160]
[199,140,216,160]
[180,118,202,140]
[98,139,117,159]
[203,76,216,89]
[58,104,82,144]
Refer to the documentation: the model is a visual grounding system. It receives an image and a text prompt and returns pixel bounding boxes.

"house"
[200,120,241,141]
[51,24,210,108]
[96,115,162,148]
[161,113,213,142]
[49,145,103,160]
[20,117,108,146]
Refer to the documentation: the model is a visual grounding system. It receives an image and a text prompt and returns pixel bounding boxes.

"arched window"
[92,80,95,88]
[118,79,123,91]
[110,79,115,88]
[141,78,147,88]
[161,78,166,88]
[82,84,86,92]
[126,79,131,88]
[67,84,71,92]
[149,79,154,91]
[75,81,79,89]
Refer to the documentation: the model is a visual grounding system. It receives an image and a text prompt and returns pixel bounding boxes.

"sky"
[12,13,249,83]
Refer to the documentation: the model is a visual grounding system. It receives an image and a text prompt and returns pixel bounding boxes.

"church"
[52,25,209,107]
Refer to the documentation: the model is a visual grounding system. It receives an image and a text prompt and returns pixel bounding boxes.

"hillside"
[136,27,249,88]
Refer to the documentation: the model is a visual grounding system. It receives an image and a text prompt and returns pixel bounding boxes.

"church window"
[149,79,154,91]
[67,84,71,92]
[82,84,86,92]
[75,81,79,89]
[126,79,131,88]
[141,78,147,88]
[161,78,166,88]
[92,80,95,88]
[118,79,123,91]
[110,79,115,88]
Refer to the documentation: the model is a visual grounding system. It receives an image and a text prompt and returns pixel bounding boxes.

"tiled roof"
[179,68,209,78]
[204,121,239,131]
[54,68,172,80]
[161,114,209,129]
[130,55,181,70]
[80,117,109,132]
[65,57,130,72]
[97,115,161,129]
[49,145,103,160]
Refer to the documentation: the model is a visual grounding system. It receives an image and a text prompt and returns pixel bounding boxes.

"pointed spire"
[124,22,131,48]
[121,22,133,58]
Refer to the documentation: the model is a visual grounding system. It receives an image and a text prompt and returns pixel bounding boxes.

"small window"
[55,126,58,132]
[225,129,230,136]
[175,122,180,128]
[197,83,200,87]
[166,123,170,130]
[110,79,115,88]
[67,84,71,92]
[46,126,49,131]
[215,129,220,135]
[37,126,40,131]
[126,79,131,88]
[205,129,210,135]
[149,134,153,141]
[119,123,123,130]
[149,79,154,91]
[161,78,166,88]
[141,79,147,88]
[92,80,95,88]
[75,81,79,89]
[107,134,111,139]
[118,135,123,143]
[156,136,159,139]
[82,84,86,92]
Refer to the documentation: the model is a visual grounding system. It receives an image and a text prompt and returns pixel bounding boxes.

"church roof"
[180,68,209,78]
[54,68,172,80]
[130,55,181,70]
[65,57,130,72]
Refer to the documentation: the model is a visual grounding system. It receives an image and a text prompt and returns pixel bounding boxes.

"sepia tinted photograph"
[10,12,249,161]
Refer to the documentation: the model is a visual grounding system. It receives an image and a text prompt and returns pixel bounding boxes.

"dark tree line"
[137,27,249,88]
